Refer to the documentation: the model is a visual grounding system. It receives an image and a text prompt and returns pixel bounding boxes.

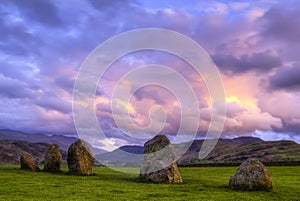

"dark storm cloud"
[273,120,300,136]
[0,60,30,80]
[0,21,31,42]
[3,0,63,27]
[0,2,43,56]
[89,0,137,10]
[260,6,300,43]
[0,18,41,56]
[0,59,45,95]
[0,72,70,113]
[54,76,75,92]
[0,75,34,99]
[34,95,71,114]
[212,51,282,74]
[269,63,300,90]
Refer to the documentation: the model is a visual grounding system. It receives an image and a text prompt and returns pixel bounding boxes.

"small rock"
[140,135,183,183]
[229,158,272,191]
[67,139,94,175]
[44,144,62,173]
[20,152,40,172]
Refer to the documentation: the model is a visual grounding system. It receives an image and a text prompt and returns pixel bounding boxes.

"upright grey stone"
[67,139,94,175]
[140,135,183,183]
[229,158,272,191]
[44,144,62,173]
[20,152,40,172]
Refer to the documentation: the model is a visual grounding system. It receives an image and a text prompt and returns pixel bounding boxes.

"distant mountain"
[179,138,300,165]
[95,145,144,167]
[1,131,300,166]
[95,137,300,167]
[0,140,67,164]
[0,129,106,154]
[119,145,144,154]
[176,137,264,164]
[0,129,78,151]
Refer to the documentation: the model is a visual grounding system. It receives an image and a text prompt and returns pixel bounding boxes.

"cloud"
[3,0,63,27]
[89,0,138,10]
[258,90,300,133]
[34,94,71,114]
[226,102,244,118]
[234,110,282,133]
[0,96,74,134]
[0,74,34,99]
[0,21,40,56]
[260,6,300,43]
[213,51,282,74]
[197,1,229,14]
[54,76,75,93]
[133,85,172,105]
[229,2,250,11]
[269,63,300,90]
[222,97,282,134]
[253,130,300,144]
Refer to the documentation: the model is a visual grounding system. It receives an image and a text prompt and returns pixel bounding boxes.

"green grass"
[0,165,299,201]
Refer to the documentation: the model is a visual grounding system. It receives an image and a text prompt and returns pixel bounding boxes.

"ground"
[0,165,299,200]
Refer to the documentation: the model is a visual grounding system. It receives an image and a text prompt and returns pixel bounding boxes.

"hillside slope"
[95,137,300,166]
[95,145,144,166]
[177,138,300,165]
[0,130,78,151]
[1,133,300,166]
[0,140,67,164]
[0,129,106,155]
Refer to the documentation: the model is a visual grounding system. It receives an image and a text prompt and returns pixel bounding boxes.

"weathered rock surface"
[140,135,183,183]
[229,158,272,191]
[67,139,94,175]
[20,152,40,172]
[44,144,62,173]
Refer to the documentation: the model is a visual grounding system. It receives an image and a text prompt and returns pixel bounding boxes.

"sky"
[0,0,300,149]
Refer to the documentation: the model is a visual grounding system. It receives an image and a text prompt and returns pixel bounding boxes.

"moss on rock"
[44,144,62,173]
[20,152,40,172]
[67,139,94,175]
[229,158,272,191]
[140,135,183,183]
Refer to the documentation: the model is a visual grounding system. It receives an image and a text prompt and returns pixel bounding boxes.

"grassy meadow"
[0,165,299,201]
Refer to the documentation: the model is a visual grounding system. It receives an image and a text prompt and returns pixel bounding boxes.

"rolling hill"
[0,140,67,164]
[95,145,144,166]
[177,137,300,165]
[95,137,300,167]
[1,129,300,166]
[0,129,78,151]
[0,129,106,155]
[0,130,108,164]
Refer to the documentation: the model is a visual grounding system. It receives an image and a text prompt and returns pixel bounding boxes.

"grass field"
[0,165,299,201]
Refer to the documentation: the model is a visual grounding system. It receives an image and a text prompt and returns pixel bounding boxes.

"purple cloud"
[3,0,63,27]
[213,51,282,74]
[269,63,300,90]
[260,6,300,44]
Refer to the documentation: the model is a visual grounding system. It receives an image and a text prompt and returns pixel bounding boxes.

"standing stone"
[229,158,272,191]
[140,135,183,183]
[44,144,62,173]
[20,152,40,172]
[67,139,94,175]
